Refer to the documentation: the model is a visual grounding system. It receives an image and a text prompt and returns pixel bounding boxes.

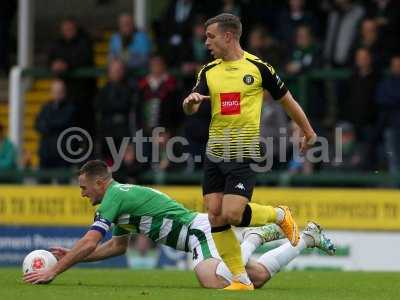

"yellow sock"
[212,228,245,276]
[248,203,277,226]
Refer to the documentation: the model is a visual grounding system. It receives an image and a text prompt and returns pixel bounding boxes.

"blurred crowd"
[1,0,400,183]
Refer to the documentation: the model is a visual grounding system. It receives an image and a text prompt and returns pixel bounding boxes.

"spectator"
[109,13,151,72]
[328,121,364,171]
[48,17,96,136]
[0,122,17,171]
[354,19,385,67]
[324,0,365,67]
[35,79,76,169]
[285,26,325,127]
[376,55,400,180]
[181,19,209,75]
[247,25,284,68]
[158,0,202,66]
[95,60,134,160]
[113,143,149,184]
[343,48,379,141]
[285,25,320,75]
[49,18,94,76]
[137,55,180,136]
[184,97,210,171]
[180,18,209,93]
[276,0,318,48]
[366,0,400,60]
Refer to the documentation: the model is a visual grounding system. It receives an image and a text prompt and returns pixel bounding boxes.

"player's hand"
[183,93,210,105]
[49,247,70,260]
[300,133,317,154]
[23,269,56,285]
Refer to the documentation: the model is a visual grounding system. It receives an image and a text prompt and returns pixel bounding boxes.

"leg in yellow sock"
[212,227,245,276]
[248,203,277,226]
[247,204,300,246]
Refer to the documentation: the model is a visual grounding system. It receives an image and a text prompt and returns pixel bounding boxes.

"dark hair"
[79,160,111,180]
[205,13,242,39]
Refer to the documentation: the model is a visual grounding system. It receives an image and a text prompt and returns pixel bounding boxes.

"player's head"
[78,160,112,205]
[204,13,242,59]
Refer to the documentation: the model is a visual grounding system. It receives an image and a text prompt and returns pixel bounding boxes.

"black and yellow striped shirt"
[193,51,288,159]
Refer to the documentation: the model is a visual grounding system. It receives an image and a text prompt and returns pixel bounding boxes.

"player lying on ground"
[47,219,335,289]
[23,160,335,287]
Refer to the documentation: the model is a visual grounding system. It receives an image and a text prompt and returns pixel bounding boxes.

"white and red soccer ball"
[22,250,57,275]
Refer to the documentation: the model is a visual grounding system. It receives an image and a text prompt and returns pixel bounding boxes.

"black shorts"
[202,154,257,200]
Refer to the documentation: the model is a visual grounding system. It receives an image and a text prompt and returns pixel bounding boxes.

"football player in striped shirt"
[24,160,334,286]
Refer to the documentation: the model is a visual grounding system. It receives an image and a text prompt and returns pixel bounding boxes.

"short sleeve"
[192,65,209,95]
[260,63,288,100]
[247,58,288,100]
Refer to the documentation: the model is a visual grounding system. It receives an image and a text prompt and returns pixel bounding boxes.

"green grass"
[1,268,399,300]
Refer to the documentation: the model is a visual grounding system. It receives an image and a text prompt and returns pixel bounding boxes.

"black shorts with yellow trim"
[202,154,257,200]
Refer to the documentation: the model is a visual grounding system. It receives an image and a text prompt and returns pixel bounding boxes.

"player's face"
[78,174,104,205]
[205,23,229,59]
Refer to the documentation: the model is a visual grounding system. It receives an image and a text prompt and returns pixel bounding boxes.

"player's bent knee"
[253,271,270,289]
[247,261,271,289]
[194,258,229,289]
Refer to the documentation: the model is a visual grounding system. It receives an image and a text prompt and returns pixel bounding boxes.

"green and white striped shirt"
[91,181,197,251]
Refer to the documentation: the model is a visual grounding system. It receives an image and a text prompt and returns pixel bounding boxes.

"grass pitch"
[1,268,399,300]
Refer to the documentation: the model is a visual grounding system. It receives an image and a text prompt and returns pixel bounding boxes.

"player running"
[24,160,334,287]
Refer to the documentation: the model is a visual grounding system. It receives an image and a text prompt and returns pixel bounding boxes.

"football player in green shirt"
[24,160,334,287]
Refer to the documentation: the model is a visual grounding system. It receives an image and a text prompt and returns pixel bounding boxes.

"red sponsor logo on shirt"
[220,92,241,115]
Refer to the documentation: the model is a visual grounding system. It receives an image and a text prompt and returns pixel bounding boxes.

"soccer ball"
[22,250,57,275]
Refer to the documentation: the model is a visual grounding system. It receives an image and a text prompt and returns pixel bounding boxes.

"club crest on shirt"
[243,74,254,85]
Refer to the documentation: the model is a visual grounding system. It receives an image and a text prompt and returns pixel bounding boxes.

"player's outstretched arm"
[182,93,210,115]
[83,235,129,262]
[23,230,102,284]
[50,235,129,263]
[278,91,317,153]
